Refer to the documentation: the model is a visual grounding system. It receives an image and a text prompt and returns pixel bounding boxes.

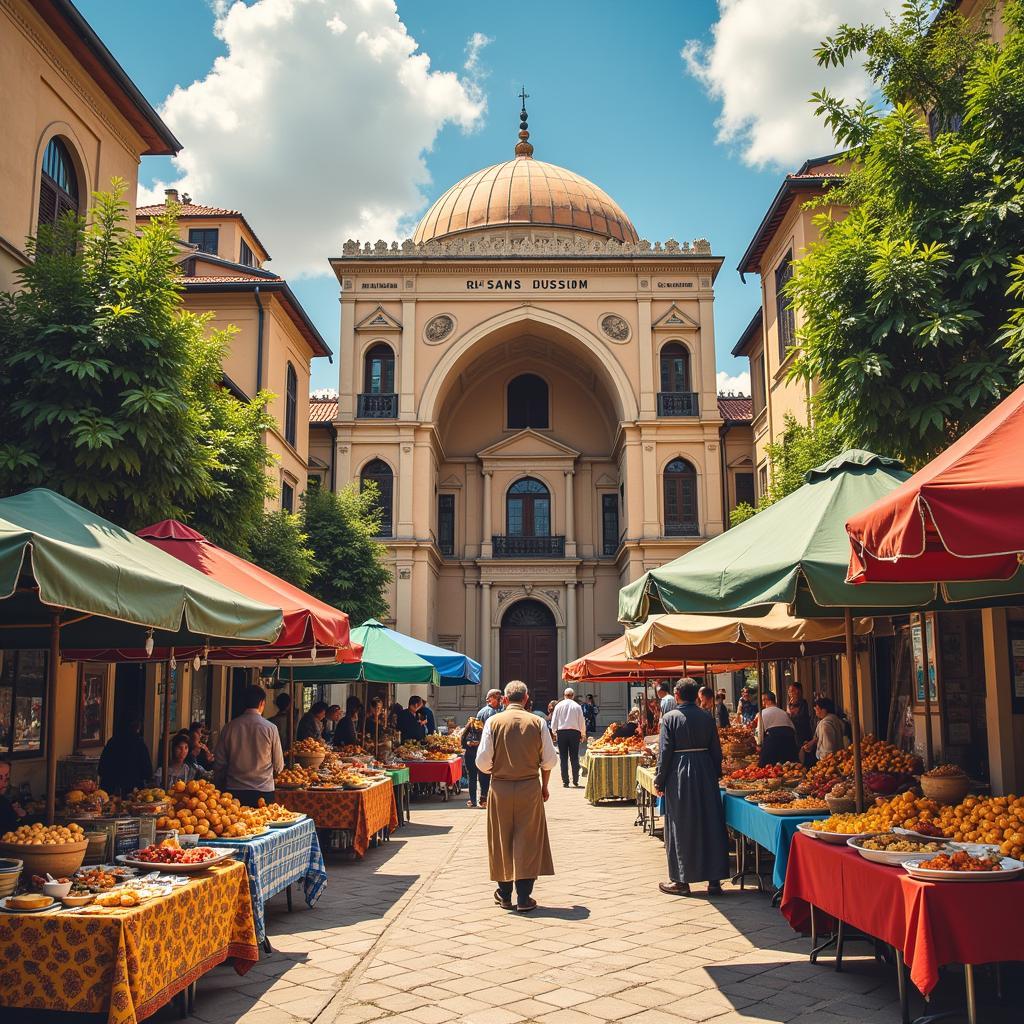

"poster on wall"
[76,664,106,748]
[1008,622,1024,713]
[911,618,939,704]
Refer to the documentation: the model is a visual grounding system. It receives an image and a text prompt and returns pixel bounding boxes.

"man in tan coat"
[476,679,559,912]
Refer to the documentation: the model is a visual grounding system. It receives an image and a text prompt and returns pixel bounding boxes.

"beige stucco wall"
[161,214,267,268]
[0,0,149,290]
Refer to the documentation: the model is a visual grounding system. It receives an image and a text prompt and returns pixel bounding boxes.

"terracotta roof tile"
[183,274,283,284]
[309,398,338,423]
[137,202,242,217]
[718,396,753,422]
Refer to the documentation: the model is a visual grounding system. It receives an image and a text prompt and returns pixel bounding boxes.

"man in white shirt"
[549,687,587,788]
[755,690,798,767]
[214,685,285,806]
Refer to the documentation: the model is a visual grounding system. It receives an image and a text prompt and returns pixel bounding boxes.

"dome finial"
[515,85,534,158]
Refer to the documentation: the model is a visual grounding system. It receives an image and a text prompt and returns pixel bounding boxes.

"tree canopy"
[788,0,1024,466]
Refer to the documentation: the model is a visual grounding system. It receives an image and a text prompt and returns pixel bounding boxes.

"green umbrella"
[618,451,1024,809]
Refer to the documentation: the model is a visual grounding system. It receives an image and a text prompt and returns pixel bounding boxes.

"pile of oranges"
[935,794,1024,859]
[806,735,918,785]
[151,779,264,839]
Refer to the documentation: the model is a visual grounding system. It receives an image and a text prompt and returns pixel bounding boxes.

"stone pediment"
[477,429,579,466]
[355,305,402,332]
[652,304,700,332]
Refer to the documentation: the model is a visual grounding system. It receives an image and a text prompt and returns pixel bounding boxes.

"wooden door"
[500,600,558,712]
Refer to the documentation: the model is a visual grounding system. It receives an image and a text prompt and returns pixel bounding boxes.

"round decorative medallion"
[600,313,631,342]
[424,314,455,344]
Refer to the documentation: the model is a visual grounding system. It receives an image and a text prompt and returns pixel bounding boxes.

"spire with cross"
[515,86,534,158]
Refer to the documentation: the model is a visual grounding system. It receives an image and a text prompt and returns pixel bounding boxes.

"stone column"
[479,582,491,689]
[566,581,578,664]
[338,300,356,418]
[637,298,655,416]
[481,469,493,558]
[564,468,576,557]
[400,299,416,419]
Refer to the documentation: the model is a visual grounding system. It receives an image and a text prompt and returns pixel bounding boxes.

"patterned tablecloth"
[0,860,257,1024]
[404,757,463,786]
[583,752,643,804]
[206,817,326,944]
[275,780,398,856]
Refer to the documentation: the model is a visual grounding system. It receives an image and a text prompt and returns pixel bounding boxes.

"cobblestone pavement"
[157,784,1016,1024]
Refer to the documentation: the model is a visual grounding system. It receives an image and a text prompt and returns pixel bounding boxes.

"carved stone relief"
[600,313,631,343]
[424,314,455,344]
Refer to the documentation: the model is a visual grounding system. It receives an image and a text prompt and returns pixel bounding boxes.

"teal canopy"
[618,450,1024,624]
[363,620,481,686]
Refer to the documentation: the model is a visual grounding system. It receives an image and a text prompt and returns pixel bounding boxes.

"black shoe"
[573,782,582,788]
[707,882,723,896]
[493,889,513,910]
[563,782,569,788]
[659,881,691,896]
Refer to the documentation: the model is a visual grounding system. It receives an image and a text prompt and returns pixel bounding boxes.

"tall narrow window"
[507,478,550,537]
[507,374,549,429]
[361,459,393,537]
[285,363,297,446]
[751,353,766,414]
[188,227,219,255]
[363,344,395,394]
[239,239,255,267]
[38,137,79,230]
[734,472,755,509]
[438,494,455,556]
[601,493,619,556]
[281,481,294,513]
[663,458,698,536]
[659,343,691,393]
[775,250,795,361]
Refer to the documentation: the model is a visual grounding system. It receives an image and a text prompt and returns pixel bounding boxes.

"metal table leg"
[286,883,293,912]
[895,948,910,1024]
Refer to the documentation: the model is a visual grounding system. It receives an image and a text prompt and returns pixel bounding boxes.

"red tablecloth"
[404,757,462,786]
[781,832,1024,996]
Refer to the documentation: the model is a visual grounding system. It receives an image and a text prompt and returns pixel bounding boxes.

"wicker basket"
[82,831,109,865]
[825,793,858,814]
[0,839,87,878]
[294,751,326,770]
[920,773,971,805]
[0,857,22,898]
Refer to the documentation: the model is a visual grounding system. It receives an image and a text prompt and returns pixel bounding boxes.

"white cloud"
[717,370,751,396]
[683,0,889,169]
[148,0,488,277]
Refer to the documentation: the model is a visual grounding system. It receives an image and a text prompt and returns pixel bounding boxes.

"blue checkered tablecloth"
[207,817,326,943]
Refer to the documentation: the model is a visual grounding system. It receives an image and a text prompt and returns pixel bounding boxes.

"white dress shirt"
[549,698,587,736]
[476,710,559,775]
[755,704,796,743]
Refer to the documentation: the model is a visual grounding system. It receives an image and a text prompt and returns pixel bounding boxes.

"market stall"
[0,860,257,1024]
[401,755,463,795]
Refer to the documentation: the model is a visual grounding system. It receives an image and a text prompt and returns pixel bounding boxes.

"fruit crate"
[69,816,156,862]
[58,756,101,793]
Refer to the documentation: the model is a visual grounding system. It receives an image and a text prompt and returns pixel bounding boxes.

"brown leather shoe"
[659,881,691,896]
[493,889,513,910]
[516,897,538,913]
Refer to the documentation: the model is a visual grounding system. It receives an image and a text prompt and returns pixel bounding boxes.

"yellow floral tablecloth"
[0,860,257,1024]
[583,752,644,804]
[276,779,398,856]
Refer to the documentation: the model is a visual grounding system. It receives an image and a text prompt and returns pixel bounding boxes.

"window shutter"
[38,178,57,228]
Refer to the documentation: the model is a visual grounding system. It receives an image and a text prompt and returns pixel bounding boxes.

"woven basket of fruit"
[920,765,970,805]
[0,823,88,877]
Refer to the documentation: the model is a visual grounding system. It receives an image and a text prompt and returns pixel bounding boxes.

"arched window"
[38,137,79,229]
[507,373,549,429]
[663,458,698,536]
[659,342,691,393]
[361,459,393,537]
[363,344,395,394]
[284,363,298,446]
[507,477,550,537]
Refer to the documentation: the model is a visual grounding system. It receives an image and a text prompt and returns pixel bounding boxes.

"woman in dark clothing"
[335,696,362,748]
[461,716,484,807]
[98,720,153,796]
[654,681,729,896]
[787,682,813,753]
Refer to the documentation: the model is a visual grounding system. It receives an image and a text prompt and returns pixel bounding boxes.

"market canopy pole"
[162,650,174,790]
[44,613,60,824]
[843,610,865,811]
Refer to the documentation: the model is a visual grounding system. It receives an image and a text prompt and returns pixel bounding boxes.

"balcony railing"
[357,393,398,418]
[657,391,699,417]
[491,535,566,558]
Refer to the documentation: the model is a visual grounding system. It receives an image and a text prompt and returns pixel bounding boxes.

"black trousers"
[556,730,581,785]
[232,789,274,808]
[497,878,535,901]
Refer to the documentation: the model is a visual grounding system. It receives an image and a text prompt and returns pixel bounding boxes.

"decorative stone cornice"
[339,233,713,260]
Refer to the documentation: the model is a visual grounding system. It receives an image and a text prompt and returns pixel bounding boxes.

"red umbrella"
[846,384,1024,584]
[563,635,750,683]
[66,520,360,662]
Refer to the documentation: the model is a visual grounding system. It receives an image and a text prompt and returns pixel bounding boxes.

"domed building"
[315,101,752,722]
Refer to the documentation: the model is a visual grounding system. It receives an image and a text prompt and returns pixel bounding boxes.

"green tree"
[730,411,847,526]
[248,509,318,589]
[0,183,277,549]
[301,483,392,625]
[788,1,1024,466]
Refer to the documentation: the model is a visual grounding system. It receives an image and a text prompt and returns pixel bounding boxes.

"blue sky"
[75,0,871,393]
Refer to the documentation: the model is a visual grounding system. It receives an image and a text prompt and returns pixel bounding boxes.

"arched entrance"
[500,600,557,712]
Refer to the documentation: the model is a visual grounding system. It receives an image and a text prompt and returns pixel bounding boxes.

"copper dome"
[413,157,639,245]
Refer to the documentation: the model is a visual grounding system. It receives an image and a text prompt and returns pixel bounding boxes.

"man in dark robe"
[655,680,730,896]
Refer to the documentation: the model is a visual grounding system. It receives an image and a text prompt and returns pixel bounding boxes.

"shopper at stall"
[186,722,214,771]
[477,689,503,724]
[582,694,599,741]
[214,685,284,807]
[756,691,799,766]
[787,682,814,752]
[475,679,558,912]
[802,697,847,762]
[270,692,293,749]
[0,759,27,833]
[322,705,342,745]
[714,691,731,729]
[157,735,197,788]
[397,697,427,743]
[416,698,437,735]
[462,715,484,808]
[550,688,587,788]
[296,700,328,742]
[335,696,362,748]
[698,686,716,713]
[738,687,758,725]
[98,719,153,796]
[654,680,729,896]
[657,682,676,716]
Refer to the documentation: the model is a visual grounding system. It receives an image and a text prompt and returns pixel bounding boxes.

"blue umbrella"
[363,619,482,686]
